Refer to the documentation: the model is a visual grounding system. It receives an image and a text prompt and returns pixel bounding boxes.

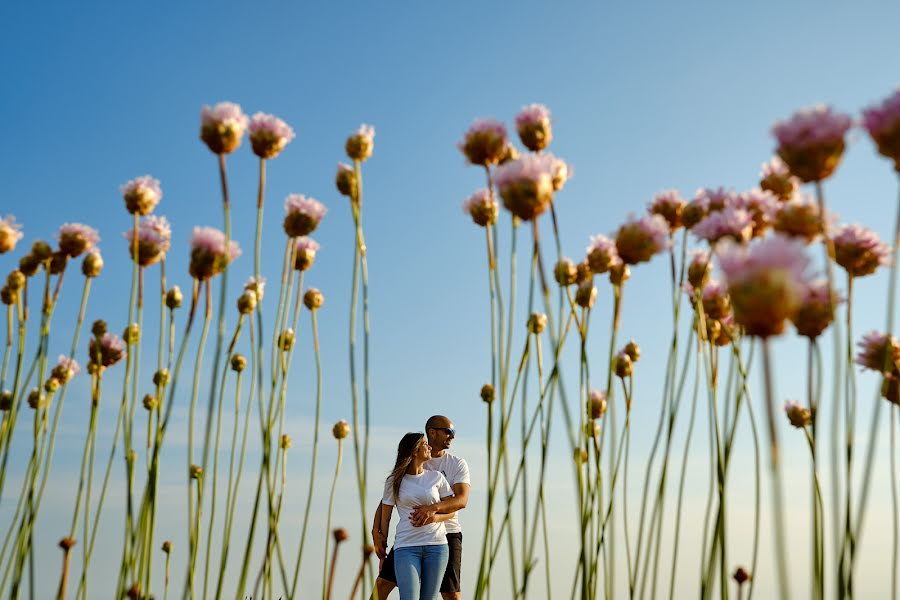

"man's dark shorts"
[378,532,463,593]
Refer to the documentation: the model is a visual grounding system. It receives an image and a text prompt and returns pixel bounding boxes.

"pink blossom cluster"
[493,154,556,187]
[615,214,670,265]
[832,224,891,277]
[550,155,571,191]
[586,234,622,274]
[515,104,551,128]
[0,215,24,254]
[694,187,735,212]
[53,355,80,383]
[120,175,162,216]
[647,189,686,230]
[249,113,295,159]
[57,223,100,257]
[200,102,249,154]
[125,215,171,267]
[863,89,900,138]
[292,236,320,271]
[89,332,126,368]
[189,226,241,281]
[701,279,730,320]
[458,119,508,166]
[692,206,753,245]
[791,279,838,339]
[772,105,853,149]
[760,156,791,178]
[283,194,327,237]
[856,330,900,374]
[493,154,556,220]
[462,189,498,227]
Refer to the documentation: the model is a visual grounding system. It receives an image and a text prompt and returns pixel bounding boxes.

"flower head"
[57,223,99,258]
[124,215,171,267]
[733,189,779,238]
[717,235,811,337]
[759,157,799,202]
[493,154,556,221]
[248,113,295,159]
[784,400,812,428]
[459,119,508,166]
[346,124,375,162]
[200,102,249,155]
[283,194,327,237]
[575,281,598,308]
[292,237,320,271]
[701,279,731,320]
[832,224,891,278]
[88,332,126,370]
[550,155,571,191]
[586,234,621,274]
[694,187,734,213]
[335,162,358,198]
[648,190,686,230]
[863,88,900,170]
[692,206,753,245]
[121,176,162,216]
[791,279,839,339]
[554,258,578,287]
[189,226,241,280]
[52,355,80,383]
[332,419,351,440]
[773,194,824,244]
[681,196,710,230]
[0,216,24,254]
[615,214,670,265]
[243,276,266,302]
[772,105,852,182]
[463,189,499,227]
[515,104,552,152]
[303,287,324,310]
[588,389,607,419]
[855,331,900,375]
[687,249,711,290]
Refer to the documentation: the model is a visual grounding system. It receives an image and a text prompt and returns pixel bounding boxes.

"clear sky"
[2,1,900,598]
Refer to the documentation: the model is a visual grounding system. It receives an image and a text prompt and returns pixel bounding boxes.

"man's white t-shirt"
[382,470,453,549]
[425,452,470,534]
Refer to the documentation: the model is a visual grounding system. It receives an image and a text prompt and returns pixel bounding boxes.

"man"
[370,415,471,600]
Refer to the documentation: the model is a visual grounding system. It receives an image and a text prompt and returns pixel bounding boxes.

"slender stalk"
[322,439,345,600]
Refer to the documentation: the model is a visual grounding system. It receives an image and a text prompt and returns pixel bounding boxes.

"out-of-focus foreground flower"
[0,215,24,254]
[772,104,853,182]
[863,88,900,171]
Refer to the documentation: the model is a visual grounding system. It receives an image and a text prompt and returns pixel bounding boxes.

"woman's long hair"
[388,433,425,502]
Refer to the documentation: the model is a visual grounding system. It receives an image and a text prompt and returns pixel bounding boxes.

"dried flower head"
[515,104,552,152]
[463,189,499,227]
[283,194,327,238]
[480,383,495,403]
[855,331,900,375]
[692,206,753,245]
[125,215,171,267]
[335,162,358,198]
[332,419,351,440]
[773,195,824,244]
[346,124,375,162]
[791,280,838,339]
[303,288,324,310]
[81,249,103,278]
[121,176,162,216]
[588,389,607,419]
[615,214,670,265]
[200,102,249,155]
[772,104,853,182]
[494,154,556,221]
[733,566,751,585]
[759,157,799,202]
[52,355,80,384]
[189,227,241,280]
[527,312,548,334]
[0,216,24,254]
[57,223,100,258]
[863,88,900,171]
[586,234,622,274]
[832,224,891,278]
[575,281,598,308]
[248,112,295,159]
[459,119,508,166]
[648,190,686,231]
[784,400,812,428]
[554,257,578,286]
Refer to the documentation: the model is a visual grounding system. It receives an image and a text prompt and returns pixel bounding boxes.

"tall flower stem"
[837,274,857,597]
[322,439,344,600]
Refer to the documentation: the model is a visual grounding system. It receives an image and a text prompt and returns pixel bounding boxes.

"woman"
[378,432,455,599]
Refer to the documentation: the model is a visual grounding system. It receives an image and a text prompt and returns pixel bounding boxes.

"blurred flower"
[18,254,40,278]
[236,290,257,314]
[49,251,67,275]
[733,567,750,585]
[588,389,607,419]
[609,263,630,286]
[494,154,556,221]
[162,541,172,554]
[701,280,731,319]
[575,260,592,284]
[153,368,169,386]
[52,355,80,383]
[121,175,162,216]
[614,351,633,378]
[515,103,552,152]
[863,88,900,171]
[278,328,295,351]
[615,214,670,265]
[124,215,171,267]
[82,249,103,278]
[623,340,641,362]
[681,196,709,230]
[687,249,711,290]
[772,104,852,182]
[333,528,350,543]
[230,354,247,372]
[575,281,598,308]
[759,157,798,202]
[717,235,811,337]
[586,234,621,274]
[189,226,241,280]
[88,332,126,369]
[200,102,249,155]
[784,400,812,428]
[166,285,183,309]
[28,388,46,409]
[648,190,686,231]
[462,189,499,227]
[692,206,753,245]
[694,187,734,213]
[6,270,24,291]
[498,143,519,165]
[283,194,327,238]
[554,258,578,286]
[0,286,16,306]
[733,188,779,237]
[0,216,24,254]
[57,223,99,258]
[459,119,508,166]
[32,240,52,261]
[791,279,838,339]
[773,194,824,244]
[855,331,900,375]
[346,124,375,162]
[527,312,547,334]
[293,237,320,271]
[832,224,891,278]
[190,465,203,480]
[281,434,292,450]
[332,419,351,439]
[248,112,295,159]
[243,276,266,301]
[142,394,157,410]
[303,288,324,310]
[335,162,358,198]
[550,155,571,191]
[480,383,495,403]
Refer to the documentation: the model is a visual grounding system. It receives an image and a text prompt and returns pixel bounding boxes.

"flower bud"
[623,340,641,362]
[58,537,76,551]
[480,383,495,404]
[44,378,60,393]
[31,240,52,261]
[733,567,750,585]
[0,390,12,411]
[278,328,295,351]
[784,401,812,428]
[554,258,578,286]
[189,464,203,480]
[575,260,592,285]
[575,282,597,308]
[126,583,141,600]
[153,368,169,387]
[527,313,547,334]
[18,254,40,277]
[588,390,607,419]
[81,250,104,278]
[345,125,375,162]
[237,290,257,314]
[123,323,140,345]
[574,447,588,465]
[687,254,711,291]
[333,527,350,543]
[515,104,553,152]
[303,288,324,311]
[49,251,67,275]
[614,352,633,378]
[28,388,46,409]
[166,286,183,309]
[332,419,351,440]
[231,354,247,372]
[6,270,25,291]
[584,421,601,439]
[91,320,108,338]
[281,434,292,450]
[609,264,630,287]
[162,540,172,553]
[143,394,157,411]
[0,287,16,306]
[335,163,358,198]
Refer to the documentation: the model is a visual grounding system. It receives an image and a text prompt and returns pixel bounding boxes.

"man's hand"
[372,529,387,559]
[409,503,438,527]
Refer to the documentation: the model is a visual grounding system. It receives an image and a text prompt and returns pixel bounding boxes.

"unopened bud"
[58,537,76,551]
[784,401,812,428]
[123,323,140,345]
[281,434,292,449]
[609,264,630,286]
[81,250,103,278]
[153,368,169,387]
[333,527,350,543]
[31,240,52,261]
[480,384,495,403]
[91,320,107,338]
[0,390,12,411]
[554,258,578,286]
[230,354,247,372]
[335,163,358,198]
[6,270,25,291]
[574,447,588,465]
[584,421,601,439]
[166,286,183,309]
[278,328,295,351]
[527,313,547,334]
[27,388,46,409]
[733,567,750,585]
[237,291,257,314]
[44,378,60,393]
[623,340,641,362]
[614,352,633,378]
[303,288,324,311]
[162,541,172,554]
[189,464,203,480]
[588,390,607,419]
[0,286,16,306]
[49,251,67,275]
[575,282,597,308]
[18,254,41,277]
[575,260,593,285]
[332,419,351,440]
[142,394,157,410]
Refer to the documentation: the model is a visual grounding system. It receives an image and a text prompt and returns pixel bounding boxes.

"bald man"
[370,415,471,599]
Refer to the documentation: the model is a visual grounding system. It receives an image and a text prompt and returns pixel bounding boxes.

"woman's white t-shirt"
[382,470,453,549]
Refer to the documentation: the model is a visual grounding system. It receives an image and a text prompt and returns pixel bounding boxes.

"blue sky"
[2,1,900,597]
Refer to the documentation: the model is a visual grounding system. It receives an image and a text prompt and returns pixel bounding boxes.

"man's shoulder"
[427,452,467,469]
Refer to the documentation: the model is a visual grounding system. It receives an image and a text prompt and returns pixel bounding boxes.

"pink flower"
[615,214,671,265]
[283,194,327,237]
[243,276,266,301]
[856,330,900,375]
[124,215,171,267]
[717,235,811,337]
[772,105,853,182]
[57,223,100,258]
[88,332,126,368]
[694,187,735,213]
[791,279,838,339]
[833,223,891,277]
[586,234,622,274]
[458,119,508,166]
[0,216,24,254]
[189,226,241,280]
[773,194,824,244]
[783,400,811,428]
[863,88,900,170]
[346,124,375,162]
[515,104,552,152]
[550,155,572,191]
[701,279,731,320]
[52,355,80,383]
[200,102,249,155]
[648,190,686,230]
[733,189,779,237]
[292,236,320,271]
[493,154,556,221]
[248,113,295,159]
[121,175,162,216]
[692,206,753,245]
[462,189,498,227]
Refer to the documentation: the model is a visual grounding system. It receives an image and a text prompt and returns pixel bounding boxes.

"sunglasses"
[431,427,455,436]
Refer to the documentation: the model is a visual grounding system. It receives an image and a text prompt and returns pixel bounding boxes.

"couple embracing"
[369,415,470,600]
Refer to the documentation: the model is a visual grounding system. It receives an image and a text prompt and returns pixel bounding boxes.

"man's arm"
[409,482,470,527]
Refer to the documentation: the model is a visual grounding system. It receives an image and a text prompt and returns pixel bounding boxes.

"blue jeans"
[394,544,449,599]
